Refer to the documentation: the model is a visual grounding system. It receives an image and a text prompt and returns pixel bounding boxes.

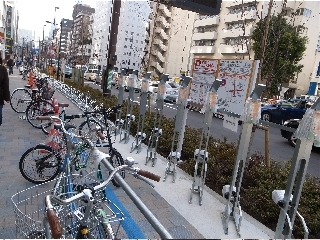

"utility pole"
[81,15,84,85]
[57,20,63,80]
[103,0,121,97]
[256,0,274,85]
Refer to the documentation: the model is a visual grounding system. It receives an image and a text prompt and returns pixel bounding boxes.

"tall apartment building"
[59,18,72,57]
[189,1,320,96]
[70,3,95,65]
[91,0,150,71]
[146,2,196,79]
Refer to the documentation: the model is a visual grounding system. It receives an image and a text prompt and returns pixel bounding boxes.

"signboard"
[190,58,257,116]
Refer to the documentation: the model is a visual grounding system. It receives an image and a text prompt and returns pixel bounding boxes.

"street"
[85,81,320,178]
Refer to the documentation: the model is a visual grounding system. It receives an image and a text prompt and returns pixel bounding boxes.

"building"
[146,2,196,79]
[91,0,150,72]
[70,3,95,65]
[4,1,17,59]
[189,1,320,96]
[54,18,72,59]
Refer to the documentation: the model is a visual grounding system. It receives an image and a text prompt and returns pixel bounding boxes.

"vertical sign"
[191,59,256,116]
[190,59,219,106]
[217,60,254,115]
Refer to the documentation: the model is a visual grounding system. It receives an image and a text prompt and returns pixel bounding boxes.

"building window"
[296,8,312,18]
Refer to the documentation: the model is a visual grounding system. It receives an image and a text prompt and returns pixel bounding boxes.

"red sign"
[193,59,218,74]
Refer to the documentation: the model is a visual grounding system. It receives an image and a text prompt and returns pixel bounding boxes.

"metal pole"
[57,20,63,80]
[256,0,274,84]
[81,15,84,86]
[100,158,173,239]
[104,0,121,97]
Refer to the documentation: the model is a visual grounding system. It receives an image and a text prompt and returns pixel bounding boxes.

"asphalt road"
[84,81,320,178]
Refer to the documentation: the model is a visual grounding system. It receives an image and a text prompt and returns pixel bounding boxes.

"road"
[84,81,320,178]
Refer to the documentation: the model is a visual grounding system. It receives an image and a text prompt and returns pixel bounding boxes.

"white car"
[84,69,99,81]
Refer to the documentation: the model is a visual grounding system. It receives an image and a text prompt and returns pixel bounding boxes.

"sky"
[16,0,94,41]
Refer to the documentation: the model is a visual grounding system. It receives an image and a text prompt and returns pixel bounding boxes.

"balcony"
[153,39,167,52]
[192,31,218,41]
[152,50,165,63]
[224,10,256,23]
[194,16,220,28]
[155,27,168,40]
[150,61,163,73]
[219,44,250,54]
[190,46,215,54]
[221,25,254,38]
[159,4,171,18]
[156,16,170,29]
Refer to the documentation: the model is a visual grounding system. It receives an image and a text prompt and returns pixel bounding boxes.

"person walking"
[0,57,10,126]
[7,56,14,75]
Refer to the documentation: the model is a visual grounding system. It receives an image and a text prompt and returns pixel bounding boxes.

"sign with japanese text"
[190,58,257,116]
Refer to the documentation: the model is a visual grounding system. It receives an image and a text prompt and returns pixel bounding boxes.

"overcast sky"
[16,0,94,40]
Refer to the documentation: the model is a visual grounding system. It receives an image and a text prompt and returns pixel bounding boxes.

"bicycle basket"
[42,88,55,100]
[11,171,125,239]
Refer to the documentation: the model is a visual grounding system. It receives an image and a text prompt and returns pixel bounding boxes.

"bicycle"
[19,114,123,188]
[12,156,160,239]
[10,76,52,113]
[78,105,125,187]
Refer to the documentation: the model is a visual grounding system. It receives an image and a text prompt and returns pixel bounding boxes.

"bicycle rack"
[164,77,191,183]
[131,72,151,153]
[189,80,222,205]
[115,69,126,137]
[119,72,136,144]
[146,74,168,166]
[221,84,266,237]
[273,98,320,239]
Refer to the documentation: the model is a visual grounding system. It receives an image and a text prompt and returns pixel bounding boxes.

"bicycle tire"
[10,88,32,113]
[109,148,125,188]
[26,100,54,129]
[78,118,104,143]
[19,144,62,184]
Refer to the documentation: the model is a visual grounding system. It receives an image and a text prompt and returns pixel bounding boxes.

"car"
[164,82,180,103]
[281,119,319,149]
[64,67,72,78]
[261,100,313,124]
[84,69,99,81]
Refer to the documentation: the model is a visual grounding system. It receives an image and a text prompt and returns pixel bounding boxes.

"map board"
[190,58,257,116]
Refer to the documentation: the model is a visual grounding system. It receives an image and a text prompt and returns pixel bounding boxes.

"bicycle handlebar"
[45,164,160,237]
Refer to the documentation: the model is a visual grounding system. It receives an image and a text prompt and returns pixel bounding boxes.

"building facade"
[91,0,150,72]
[146,2,196,79]
[189,1,320,96]
[70,3,95,65]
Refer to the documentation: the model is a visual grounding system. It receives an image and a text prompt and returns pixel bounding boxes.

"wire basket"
[11,172,125,239]
[42,88,55,100]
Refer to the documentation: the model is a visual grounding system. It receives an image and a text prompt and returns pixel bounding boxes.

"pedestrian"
[7,56,14,75]
[0,57,10,127]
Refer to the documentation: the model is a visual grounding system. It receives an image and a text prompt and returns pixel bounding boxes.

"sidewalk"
[0,72,274,238]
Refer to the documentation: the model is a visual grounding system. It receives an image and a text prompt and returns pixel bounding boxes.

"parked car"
[84,69,99,81]
[261,100,313,124]
[164,82,179,103]
[281,119,319,149]
[64,67,72,78]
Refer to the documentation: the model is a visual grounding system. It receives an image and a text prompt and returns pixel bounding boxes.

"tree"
[252,14,308,97]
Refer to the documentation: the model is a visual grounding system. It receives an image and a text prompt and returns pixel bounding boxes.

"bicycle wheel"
[78,119,104,144]
[26,100,54,129]
[10,88,32,113]
[109,148,125,188]
[19,144,62,184]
